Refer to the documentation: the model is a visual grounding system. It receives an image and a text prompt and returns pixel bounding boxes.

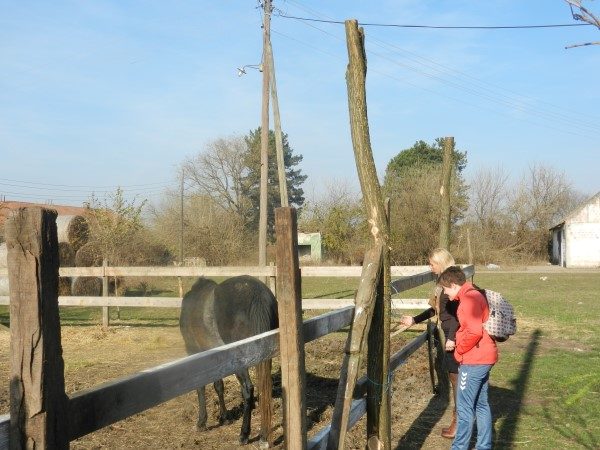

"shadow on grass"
[394,329,541,450]
[491,329,541,449]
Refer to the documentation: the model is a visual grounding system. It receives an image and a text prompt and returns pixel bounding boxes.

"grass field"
[0,270,599,449]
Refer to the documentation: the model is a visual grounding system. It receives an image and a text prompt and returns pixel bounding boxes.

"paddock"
[0,207,477,449]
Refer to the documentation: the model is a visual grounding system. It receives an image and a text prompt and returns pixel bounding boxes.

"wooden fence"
[0,265,440,311]
[0,263,474,448]
[0,207,475,448]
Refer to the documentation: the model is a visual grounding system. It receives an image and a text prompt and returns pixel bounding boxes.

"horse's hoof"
[196,423,207,432]
[239,435,249,445]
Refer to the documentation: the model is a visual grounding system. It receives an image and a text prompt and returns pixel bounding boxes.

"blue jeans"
[451,364,493,450]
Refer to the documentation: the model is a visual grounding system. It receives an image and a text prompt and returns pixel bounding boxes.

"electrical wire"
[274,1,600,139]
[274,12,592,29]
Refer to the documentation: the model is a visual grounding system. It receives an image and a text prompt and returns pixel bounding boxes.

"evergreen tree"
[242,128,307,237]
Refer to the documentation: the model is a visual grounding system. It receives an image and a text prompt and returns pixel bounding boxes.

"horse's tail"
[238,276,277,446]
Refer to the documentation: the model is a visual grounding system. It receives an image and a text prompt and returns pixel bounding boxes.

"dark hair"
[438,266,466,287]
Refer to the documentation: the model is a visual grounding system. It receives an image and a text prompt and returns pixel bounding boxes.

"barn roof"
[550,191,600,230]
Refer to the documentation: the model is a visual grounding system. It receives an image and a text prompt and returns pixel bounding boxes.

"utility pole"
[179,170,185,297]
[267,40,288,207]
[180,170,184,264]
[258,0,271,267]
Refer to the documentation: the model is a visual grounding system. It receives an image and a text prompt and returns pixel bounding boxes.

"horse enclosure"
[0,207,474,448]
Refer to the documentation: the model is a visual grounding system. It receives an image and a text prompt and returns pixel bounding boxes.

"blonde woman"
[400,248,459,439]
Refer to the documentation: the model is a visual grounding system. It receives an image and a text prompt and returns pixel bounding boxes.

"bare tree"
[182,136,252,223]
[299,180,367,264]
[469,165,509,227]
[564,0,600,48]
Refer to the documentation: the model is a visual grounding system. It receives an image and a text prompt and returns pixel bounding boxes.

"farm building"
[549,191,600,268]
[297,232,322,262]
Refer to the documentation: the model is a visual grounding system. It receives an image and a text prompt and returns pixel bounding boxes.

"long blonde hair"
[428,247,455,272]
[428,248,455,311]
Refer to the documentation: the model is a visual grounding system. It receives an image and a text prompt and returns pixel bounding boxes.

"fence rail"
[0,265,473,310]
[0,265,432,278]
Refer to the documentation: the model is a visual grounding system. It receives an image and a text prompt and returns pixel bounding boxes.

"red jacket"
[453,282,498,365]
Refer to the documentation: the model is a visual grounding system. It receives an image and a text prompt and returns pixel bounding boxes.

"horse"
[179,275,278,444]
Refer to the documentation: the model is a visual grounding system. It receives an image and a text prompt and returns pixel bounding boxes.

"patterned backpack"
[482,289,517,342]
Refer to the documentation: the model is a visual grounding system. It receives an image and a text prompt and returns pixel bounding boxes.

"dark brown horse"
[179,275,278,444]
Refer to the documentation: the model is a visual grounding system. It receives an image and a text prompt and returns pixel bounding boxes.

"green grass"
[1,271,599,448]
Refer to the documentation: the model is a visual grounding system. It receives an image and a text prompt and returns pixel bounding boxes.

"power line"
[275,12,592,29]
[0,177,175,190]
[273,1,600,139]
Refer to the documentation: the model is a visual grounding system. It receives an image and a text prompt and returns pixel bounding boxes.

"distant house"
[549,192,600,268]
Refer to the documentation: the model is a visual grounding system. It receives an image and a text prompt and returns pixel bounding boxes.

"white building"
[550,192,600,268]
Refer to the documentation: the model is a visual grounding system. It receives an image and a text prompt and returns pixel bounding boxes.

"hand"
[399,315,415,327]
[445,339,456,351]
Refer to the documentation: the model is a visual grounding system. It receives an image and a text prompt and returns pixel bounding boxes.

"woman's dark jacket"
[412,288,459,342]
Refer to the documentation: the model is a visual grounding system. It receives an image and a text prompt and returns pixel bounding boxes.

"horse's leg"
[213,378,231,424]
[235,369,255,444]
[196,386,208,431]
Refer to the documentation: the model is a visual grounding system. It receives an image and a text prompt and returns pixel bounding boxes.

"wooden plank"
[6,207,68,449]
[1,264,472,279]
[67,306,352,440]
[57,266,276,277]
[275,207,307,449]
[0,296,433,310]
[328,245,383,450]
[0,265,429,278]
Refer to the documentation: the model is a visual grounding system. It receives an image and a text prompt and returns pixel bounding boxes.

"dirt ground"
[0,322,459,449]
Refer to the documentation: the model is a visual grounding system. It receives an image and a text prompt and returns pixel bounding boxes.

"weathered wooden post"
[6,207,69,449]
[328,244,383,450]
[275,207,307,449]
[439,136,454,250]
[345,19,392,449]
[102,258,109,328]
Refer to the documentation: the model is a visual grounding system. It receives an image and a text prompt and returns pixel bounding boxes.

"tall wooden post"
[439,136,453,249]
[275,207,307,449]
[344,20,391,449]
[6,207,68,449]
[258,0,271,267]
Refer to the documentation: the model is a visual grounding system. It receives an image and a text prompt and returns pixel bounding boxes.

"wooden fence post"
[345,19,392,448]
[439,136,453,249]
[268,261,276,296]
[275,207,307,449]
[6,207,68,449]
[102,259,109,329]
[328,244,383,450]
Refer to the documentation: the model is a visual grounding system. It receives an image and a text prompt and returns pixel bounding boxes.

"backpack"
[482,289,517,342]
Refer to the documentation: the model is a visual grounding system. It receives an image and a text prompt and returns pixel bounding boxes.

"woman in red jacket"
[439,266,498,450]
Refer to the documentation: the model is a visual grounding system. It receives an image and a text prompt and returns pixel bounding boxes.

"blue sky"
[1,0,599,207]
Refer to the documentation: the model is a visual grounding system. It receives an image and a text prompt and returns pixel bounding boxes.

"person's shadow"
[395,329,542,449]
